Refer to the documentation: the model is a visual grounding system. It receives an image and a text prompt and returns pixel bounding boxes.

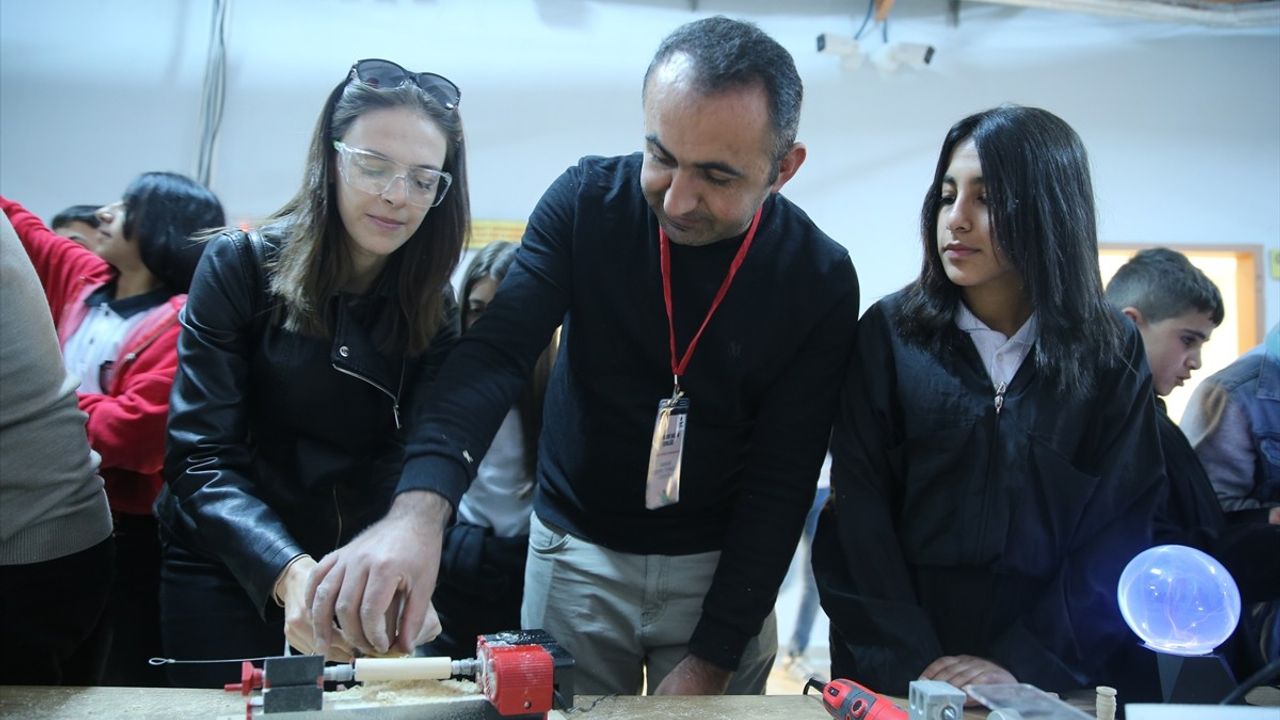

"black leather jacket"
[156,229,458,613]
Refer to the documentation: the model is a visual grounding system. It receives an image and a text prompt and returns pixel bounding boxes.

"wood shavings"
[326,678,480,707]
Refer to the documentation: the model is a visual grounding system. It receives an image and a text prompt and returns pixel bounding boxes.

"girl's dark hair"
[51,205,103,230]
[266,71,470,357]
[460,241,556,489]
[460,241,519,329]
[122,172,225,293]
[900,104,1121,398]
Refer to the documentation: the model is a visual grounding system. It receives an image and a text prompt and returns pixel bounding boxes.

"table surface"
[0,686,1013,720]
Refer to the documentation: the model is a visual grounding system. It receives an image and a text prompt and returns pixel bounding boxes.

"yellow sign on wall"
[469,220,526,249]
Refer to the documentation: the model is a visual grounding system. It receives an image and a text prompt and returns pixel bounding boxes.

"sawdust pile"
[328,678,480,706]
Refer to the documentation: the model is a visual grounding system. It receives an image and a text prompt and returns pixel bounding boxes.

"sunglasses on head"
[348,59,461,111]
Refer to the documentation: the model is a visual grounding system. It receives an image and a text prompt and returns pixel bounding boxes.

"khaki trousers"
[522,512,777,695]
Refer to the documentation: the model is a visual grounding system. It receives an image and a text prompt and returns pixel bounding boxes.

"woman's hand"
[920,654,1016,706]
[275,555,354,661]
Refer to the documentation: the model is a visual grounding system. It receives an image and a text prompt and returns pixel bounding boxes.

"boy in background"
[1106,247,1279,677]
[51,204,103,250]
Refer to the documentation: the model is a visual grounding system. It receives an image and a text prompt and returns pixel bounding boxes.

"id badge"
[645,394,690,509]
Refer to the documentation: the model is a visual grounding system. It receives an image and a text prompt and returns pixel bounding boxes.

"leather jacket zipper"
[332,363,404,429]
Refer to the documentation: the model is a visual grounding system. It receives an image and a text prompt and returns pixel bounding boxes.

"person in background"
[1106,247,1280,684]
[2,175,225,687]
[1182,325,1280,523]
[421,240,557,659]
[1181,323,1280,663]
[782,452,831,679]
[0,212,115,686]
[306,16,859,696]
[157,58,466,688]
[813,105,1165,700]
[51,204,104,249]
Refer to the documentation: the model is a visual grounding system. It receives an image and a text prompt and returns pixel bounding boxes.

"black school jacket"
[813,291,1164,694]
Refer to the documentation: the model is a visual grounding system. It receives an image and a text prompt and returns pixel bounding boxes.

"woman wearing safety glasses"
[156,59,468,687]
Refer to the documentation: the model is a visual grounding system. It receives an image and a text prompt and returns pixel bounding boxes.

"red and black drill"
[804,676,908,720]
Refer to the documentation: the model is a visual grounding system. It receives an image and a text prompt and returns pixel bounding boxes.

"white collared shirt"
[954,302,1038,390]
[62,304,147,394]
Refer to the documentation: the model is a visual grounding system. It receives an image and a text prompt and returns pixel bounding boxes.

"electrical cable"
[563,693,617,714]
[195,0,227,186]
[1219,655,1280,705]
[150,655,275,666]
[853,0,875,40]
[195,0,230,188]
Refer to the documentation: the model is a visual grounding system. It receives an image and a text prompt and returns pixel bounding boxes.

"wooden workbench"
[0,686,1012,719]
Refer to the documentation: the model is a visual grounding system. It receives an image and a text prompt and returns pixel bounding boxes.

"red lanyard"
[659,207,763,387]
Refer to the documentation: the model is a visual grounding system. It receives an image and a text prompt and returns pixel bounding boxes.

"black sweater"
[813,292,1165,694]
[401,153,860,669]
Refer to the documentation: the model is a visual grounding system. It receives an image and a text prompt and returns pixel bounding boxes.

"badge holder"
[645,383,689,510]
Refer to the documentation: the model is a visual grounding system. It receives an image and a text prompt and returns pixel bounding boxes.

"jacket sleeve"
[398,167,577,506]
[686,255,860,672]
[812,303,946,693]
[3,194,174,478]
[1182,380,1266,511]
[1151,406,1280,606]
[78,314,181,474]
[0,195,110,317]
[163,233,302,612]
[987,323,1164,690]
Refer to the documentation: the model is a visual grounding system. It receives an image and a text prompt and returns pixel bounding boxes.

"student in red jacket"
[1,174,224,686]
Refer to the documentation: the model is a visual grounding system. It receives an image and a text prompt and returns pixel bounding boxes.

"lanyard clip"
[671,374,684,402]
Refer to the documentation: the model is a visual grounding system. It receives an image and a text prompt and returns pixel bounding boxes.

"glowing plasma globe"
[1117,544,1240,656]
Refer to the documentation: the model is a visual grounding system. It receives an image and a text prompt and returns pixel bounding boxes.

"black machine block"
[263,655,325,686]
[262,684,324,713]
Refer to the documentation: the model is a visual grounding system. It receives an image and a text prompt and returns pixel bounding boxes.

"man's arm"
[306,296,461,657]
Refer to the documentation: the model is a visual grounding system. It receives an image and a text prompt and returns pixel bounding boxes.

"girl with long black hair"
[814,105,1165,698]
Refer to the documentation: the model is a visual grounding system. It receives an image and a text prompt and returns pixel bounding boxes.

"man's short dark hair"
[643,16,802,167]
[1105,247,1224,326]
[50,205,102,230]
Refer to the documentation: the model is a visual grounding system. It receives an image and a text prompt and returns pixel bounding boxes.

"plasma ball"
[1117,544,1241,656]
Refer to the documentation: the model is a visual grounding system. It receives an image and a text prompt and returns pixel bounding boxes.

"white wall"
[2,0,1277,328]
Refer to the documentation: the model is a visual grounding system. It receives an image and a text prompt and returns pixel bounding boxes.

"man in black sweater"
[306,16,860,695]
